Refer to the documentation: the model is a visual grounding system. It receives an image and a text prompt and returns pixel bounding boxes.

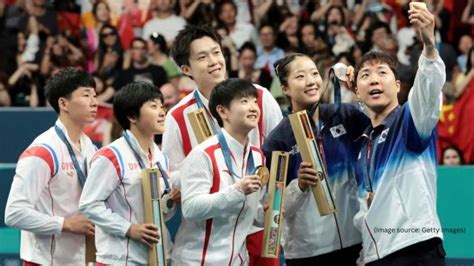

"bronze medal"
[255,166,270,186]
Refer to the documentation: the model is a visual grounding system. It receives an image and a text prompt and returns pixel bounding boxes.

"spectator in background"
[82,0,111,73]
[453,47,474,98]
[7,15,40,107]
[441,146,465,166]
[353,0,396,34]
[19,0,57,36]
[216,0,259,49]
[215,25,239,75]
[0,71,10,106]
[462,0,474,27]
[95,24,123,80]
[179,0,215,26]
[148,32,181,89]
[160,82,181,112]
[322,5,354,56]
[142,0,186,46]
[113,38,168,95]
[426,0,450,42]
[365,21,391,53]
[457,34,473,73]
[255,23,284,76]
[311,0,350,27]
[276,14,300,52]
[40,34,85,79]
[298,21,332,68]
[229,41,272,89]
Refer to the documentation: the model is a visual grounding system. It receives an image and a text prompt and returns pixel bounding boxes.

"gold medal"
[367,192,375,209]
[255,166,270,186]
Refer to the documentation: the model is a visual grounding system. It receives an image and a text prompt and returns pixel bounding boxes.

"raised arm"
[407,4,446,140]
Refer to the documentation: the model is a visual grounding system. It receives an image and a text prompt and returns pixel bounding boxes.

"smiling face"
[131,98,166,136]
[181,36,226,92]
[355,61,400,115]
[218,95,260,133]
[283,56,323,112]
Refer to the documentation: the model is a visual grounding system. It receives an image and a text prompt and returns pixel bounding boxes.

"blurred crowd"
[0,0,472,164]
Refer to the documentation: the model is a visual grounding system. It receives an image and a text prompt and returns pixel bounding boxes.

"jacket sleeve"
[283,179,312,219]
[79,152,131,237]
[4,147,64,235]
[407,53,446,141]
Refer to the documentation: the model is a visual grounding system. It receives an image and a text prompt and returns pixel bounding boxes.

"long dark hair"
[97,24,123,74]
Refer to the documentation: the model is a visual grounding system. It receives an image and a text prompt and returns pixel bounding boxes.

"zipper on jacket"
[228,202,245,265]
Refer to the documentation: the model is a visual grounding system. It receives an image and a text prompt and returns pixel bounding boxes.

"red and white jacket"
[4,120,97,265]
[172,130,265,265]
[79,130,175,265]
[162,85,282,188]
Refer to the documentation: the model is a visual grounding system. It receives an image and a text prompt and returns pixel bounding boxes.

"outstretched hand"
[409,2,436,58]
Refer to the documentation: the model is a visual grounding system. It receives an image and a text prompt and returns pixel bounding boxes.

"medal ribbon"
[217,132,255,179]
[54,126,88,187]
[124,132,170,195]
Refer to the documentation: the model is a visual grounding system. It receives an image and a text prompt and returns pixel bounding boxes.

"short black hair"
[354,51,400,84]
[258,22,276,35]
[239,41,257,56]
[44,67,96,113]
[171,25,222,67]
[215,0,238,19]
[130,37,147,49]
[113,81,163,130]
[209,78,258,127]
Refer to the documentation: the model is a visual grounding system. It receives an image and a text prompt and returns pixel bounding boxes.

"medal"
[255,166,270,186]
[367,192,375,209]
[332,62,349,82]
[161,193,174,215]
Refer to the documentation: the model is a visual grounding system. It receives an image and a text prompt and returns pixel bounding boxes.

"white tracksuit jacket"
[79,130,175,265]
[4,119,97,265]
[172,130,265,265]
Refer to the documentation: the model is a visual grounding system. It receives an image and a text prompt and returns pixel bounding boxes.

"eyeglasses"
[101,32,116,38]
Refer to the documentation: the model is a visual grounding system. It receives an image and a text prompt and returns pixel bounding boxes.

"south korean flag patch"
[378,128,390,144]
[330,124,347,138]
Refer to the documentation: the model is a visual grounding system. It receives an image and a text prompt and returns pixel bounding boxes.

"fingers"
[241,175,262,194]
[408,8,434,26]
[298,162,319,188]
[140,224,160,247]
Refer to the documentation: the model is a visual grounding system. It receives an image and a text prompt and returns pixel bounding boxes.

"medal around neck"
[255,165,270,187]
[262,151,289,258]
